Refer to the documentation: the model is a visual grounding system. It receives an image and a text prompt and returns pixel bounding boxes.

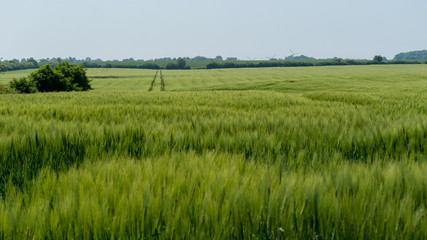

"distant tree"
[166,63,178,69]
[373,55,383,63]
[284,55,316,61]
[138,63,160,69]
[223,62,237,68]
[215,56,223,61]
[177,57,187,69]
[206,62,220,69]
[155,57,173,61]
[331,57,343,65]
[393,50,427,60]
[226,57,238,61]
[192,56,208,60]
[66,57,77,63]
[27,58,38,67]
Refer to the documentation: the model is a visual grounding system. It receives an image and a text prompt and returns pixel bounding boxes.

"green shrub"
[55,61,92,91]
[8,62,92,93]
[30,65,71,92]
[0,83,16,94]
[9,77,38,93]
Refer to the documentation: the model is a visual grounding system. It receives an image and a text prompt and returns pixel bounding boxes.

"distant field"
[0,69,34,84]
[0,65,426,238]
[2,65,427,93]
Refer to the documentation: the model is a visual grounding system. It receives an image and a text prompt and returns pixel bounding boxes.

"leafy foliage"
[0,60,38,72]
[284,54,316,60]
[30,64,71,92]
[54,61,91,91]
[165,62,178,69]
[9,62,92,93]
[394,50,427,60]
[373,55,384,63]
[165,58,190,69]
[2,55,426,73]
[8,77,37,93]
[0,84,16,94]
[176,57,187,69]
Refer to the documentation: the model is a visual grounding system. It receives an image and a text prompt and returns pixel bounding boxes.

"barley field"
[0,65,426,239]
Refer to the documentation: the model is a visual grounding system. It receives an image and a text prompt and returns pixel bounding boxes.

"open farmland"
[0,65,426,239]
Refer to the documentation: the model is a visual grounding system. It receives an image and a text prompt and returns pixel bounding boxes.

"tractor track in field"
[148,70,159,92]
[160,70,165,91]
[149,70,165,92]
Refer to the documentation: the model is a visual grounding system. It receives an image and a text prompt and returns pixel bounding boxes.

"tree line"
[206,58,426,69]
[0,59,38,72]
[393,50,427,60]
[2,56,426,72]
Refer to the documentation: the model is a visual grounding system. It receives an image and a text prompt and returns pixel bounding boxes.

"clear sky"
[1,0,426,60]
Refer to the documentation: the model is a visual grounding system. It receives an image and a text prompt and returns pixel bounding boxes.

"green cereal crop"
[0,65,425,238]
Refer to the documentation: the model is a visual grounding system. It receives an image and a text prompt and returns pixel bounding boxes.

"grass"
[0,69,34,84]
[156,65,427,93]
[3,65,427,93]
[0,65,426,238]
[1,153,425,239]
[160,70,165,91]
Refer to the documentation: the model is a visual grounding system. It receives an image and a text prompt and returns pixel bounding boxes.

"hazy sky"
[1,0,426,60]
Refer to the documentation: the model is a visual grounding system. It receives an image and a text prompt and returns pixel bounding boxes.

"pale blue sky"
[1,0,426,60]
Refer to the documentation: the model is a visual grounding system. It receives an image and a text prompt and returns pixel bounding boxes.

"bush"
[55,62,91,91]
[9,77,37,93]
[30,65,71,92]
[0,83,17,94]
[9,62,92,93]
[166,63,178,69]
